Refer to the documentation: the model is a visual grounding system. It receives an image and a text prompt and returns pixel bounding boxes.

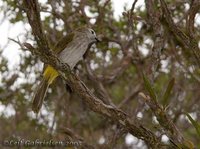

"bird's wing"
[53,32,75,54]
[42,33,75,73]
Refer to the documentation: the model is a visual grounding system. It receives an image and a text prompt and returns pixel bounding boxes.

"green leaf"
[162,78,175,106]
[142,73,157,102]
[185,113,200,138]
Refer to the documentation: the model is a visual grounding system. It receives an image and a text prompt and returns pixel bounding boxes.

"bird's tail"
[32,78,49,113]
[32,65,59,113]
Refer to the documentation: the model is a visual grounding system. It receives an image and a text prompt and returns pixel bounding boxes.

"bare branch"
[186,0,200,38]
[23,0,164,147]
[160,0,200,66]
[139,92,185,146]
[84,61,114,105]
[118,84,141,108]
[145,0,164,81]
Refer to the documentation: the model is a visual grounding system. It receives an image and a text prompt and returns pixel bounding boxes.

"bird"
[32,27,99,113]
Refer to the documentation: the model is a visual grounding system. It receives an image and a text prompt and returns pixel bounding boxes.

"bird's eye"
[90,30,95,34]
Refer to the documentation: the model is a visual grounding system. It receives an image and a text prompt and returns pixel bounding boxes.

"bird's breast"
[58,40,88,69]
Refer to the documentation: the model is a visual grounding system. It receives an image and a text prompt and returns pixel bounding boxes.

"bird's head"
[75,27,100,44]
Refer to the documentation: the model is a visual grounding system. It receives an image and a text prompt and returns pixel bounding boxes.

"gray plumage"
[58,36,89,68]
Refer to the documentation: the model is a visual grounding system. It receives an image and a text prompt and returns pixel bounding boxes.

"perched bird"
[32,27,99,113]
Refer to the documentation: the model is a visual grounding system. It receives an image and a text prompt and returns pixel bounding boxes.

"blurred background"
[0,0,200,148]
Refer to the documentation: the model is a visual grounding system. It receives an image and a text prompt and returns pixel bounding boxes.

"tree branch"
[145,0,164,81]
[23,0,165,147]
[186,0,200,38]
[160,0,200,67]
[139,92,185,146]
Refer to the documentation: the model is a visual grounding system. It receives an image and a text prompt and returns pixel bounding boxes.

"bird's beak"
[95,37,100,42]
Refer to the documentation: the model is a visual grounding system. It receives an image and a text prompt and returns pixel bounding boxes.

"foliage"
[0,0,200,148]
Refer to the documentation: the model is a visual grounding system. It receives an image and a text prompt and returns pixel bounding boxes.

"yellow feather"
[43,65,59,84]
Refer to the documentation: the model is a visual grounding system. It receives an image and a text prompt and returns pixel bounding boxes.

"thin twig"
[23,0,164,147]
